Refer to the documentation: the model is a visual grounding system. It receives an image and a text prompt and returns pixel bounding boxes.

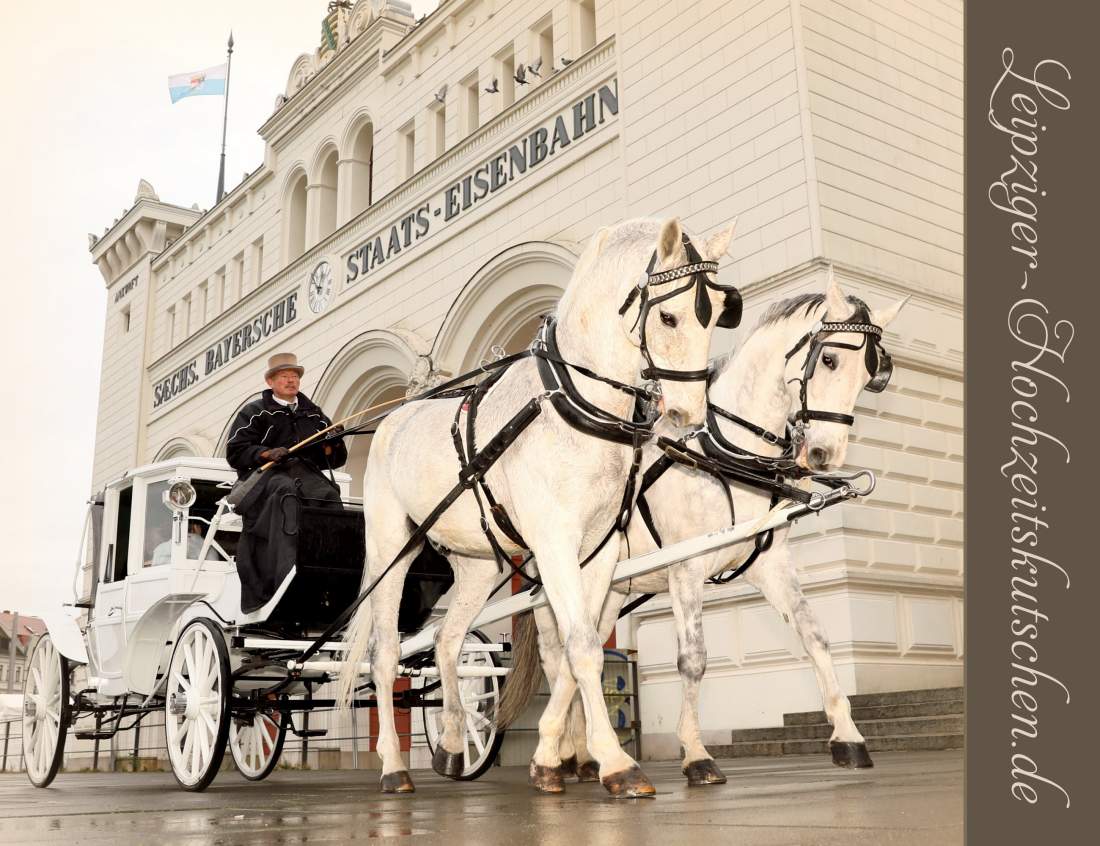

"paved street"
[0,750,962,845]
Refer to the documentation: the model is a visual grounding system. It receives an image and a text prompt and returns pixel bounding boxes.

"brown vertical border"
[968,0,1099,840]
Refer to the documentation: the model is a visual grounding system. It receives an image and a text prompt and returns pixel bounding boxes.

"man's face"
[266,369,301,400]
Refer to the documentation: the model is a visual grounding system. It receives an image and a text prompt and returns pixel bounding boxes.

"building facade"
[87,0,962,760]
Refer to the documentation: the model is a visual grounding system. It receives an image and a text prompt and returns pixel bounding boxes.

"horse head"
[782,269,908,471]
[584,217,739,427]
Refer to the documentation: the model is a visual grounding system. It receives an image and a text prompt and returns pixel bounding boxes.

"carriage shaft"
[289,660,509,678]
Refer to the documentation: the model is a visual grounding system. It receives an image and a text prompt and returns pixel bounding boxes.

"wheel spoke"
[466,715,486,755]
[467,710,492,731]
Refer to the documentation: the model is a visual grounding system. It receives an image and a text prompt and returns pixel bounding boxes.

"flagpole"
[216,31,234,204]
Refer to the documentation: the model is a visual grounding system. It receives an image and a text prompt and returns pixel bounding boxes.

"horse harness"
[295,233,743,663]
[631,301,894,588]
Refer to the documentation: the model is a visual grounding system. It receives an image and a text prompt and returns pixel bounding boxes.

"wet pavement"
[0,751,962,845]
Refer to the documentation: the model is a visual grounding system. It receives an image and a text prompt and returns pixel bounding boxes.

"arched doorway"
[312,330,422,498]
[433,242,576,376]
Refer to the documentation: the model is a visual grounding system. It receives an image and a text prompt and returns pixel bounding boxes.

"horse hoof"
[559,755,578,777]
[380,770,416,793]
[576,760,601,783]
[432,745,465,779]
[682,758,727,786]
[831,741,874,769]
[529,761,566,794]
[601,765,656,798]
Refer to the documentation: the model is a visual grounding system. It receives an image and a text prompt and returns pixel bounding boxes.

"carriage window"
[143,481,174,568]
[184,479,228,562]
[107,485,133,582]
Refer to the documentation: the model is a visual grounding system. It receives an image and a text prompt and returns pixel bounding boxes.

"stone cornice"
[150,168,273,272]
[91,200,199,263]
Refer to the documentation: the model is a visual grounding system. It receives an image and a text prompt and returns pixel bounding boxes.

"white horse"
[338,217,738,797]
[498,271,906,790]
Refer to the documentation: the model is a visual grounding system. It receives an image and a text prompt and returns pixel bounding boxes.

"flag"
[168,63,228,104]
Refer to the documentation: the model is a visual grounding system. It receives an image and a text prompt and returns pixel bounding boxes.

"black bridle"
[618,233,743,383]
[783,300,892,443]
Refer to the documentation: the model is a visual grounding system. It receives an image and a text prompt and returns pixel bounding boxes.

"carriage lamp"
[164,479,196,511]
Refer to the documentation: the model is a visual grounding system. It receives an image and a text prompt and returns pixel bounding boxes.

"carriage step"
[75,731,115,741]
[293,729,328,738]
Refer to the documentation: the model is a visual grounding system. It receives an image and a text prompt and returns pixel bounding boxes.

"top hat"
[265,352,305,379]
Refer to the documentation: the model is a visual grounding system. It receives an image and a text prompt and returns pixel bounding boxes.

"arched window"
[314,146,339,243]
[285,169,308,263]
[347,119,374,220]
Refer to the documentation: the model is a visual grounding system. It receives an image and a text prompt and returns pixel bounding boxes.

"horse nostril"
[666,409,685,428]
[809,446,829,468]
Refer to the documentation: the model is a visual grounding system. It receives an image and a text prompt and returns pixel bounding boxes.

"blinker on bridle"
[618,232,743,383]
[784,300,893,431]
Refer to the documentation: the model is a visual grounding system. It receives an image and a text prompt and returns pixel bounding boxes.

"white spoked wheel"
[229,706,287,781]
[421,630,506,780]
[22,634,71,788]
[164,619,231,791]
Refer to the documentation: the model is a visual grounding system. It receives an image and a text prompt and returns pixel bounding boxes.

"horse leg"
[531,536,655,797]
[746,543,872,768]
[357,487,419,793]
[430,555,497,779]
[528,603,573,792]
[668,558,726,785]
[562,587,626,783]
[531,544,618,790]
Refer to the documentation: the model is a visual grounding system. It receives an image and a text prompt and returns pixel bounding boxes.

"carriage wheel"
[22,634,71,788]
[229,704,288,781]
[421,630,506,781]
[164,619,231,791]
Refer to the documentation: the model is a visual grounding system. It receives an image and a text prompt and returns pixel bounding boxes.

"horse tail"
[494,610,543,728]
[336,596,372,709]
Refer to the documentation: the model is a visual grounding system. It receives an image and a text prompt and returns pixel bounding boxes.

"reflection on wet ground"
[0,751,962,845]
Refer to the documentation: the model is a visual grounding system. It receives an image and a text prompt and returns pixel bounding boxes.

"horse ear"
[591,226,610,257]
[656,218,682,265]
[824,265,848,319]
[873,295,910,328]
[704,218,738,261]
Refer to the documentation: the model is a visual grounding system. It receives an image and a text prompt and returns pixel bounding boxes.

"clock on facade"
[307,260,334,313]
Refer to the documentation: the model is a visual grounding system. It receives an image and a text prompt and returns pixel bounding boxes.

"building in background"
[0,613,46,692]
[83,0,962,766]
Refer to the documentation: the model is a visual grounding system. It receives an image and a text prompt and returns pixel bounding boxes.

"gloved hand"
[331,424,345,435]
[262,446,290,464]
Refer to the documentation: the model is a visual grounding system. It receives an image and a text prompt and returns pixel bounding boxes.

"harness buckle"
[762,430,780,446]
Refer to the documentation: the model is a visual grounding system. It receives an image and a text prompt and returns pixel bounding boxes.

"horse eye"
[659,310,677,328]
[821,353,837,370]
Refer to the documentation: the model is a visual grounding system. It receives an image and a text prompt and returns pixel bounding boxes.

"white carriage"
[23,457,507,791]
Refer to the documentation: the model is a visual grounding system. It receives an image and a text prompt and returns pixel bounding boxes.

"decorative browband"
[819,322,882,336]
[647,261,719,285]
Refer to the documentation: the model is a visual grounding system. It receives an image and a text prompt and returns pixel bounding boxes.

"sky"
[0,1,439,617]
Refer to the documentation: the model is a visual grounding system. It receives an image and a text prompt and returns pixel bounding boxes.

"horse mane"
[756,292,869,329]
[710,291,871,374]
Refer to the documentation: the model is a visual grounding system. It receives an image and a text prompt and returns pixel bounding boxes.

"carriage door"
[88,483,133,688]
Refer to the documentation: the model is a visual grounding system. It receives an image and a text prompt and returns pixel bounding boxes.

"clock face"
[308,261,334,314]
